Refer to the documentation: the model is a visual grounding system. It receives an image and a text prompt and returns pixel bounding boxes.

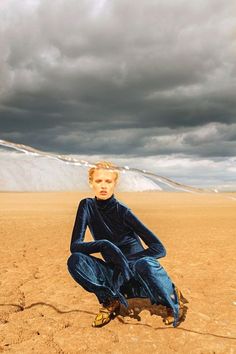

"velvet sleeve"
[123,208,166,260]
[70,199,88,253]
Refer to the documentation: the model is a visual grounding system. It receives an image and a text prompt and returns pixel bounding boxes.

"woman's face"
[89,168,117,200]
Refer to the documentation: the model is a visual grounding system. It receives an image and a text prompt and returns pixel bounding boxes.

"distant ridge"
[0,138,214,193]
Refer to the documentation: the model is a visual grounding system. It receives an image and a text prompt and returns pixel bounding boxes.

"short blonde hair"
[88,161,119,183]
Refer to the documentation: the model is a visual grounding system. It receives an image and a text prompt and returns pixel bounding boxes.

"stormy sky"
[0,0,236,188]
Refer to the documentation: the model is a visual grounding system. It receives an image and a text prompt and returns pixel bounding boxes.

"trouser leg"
[67,252,118,306]
[132,257,179,325]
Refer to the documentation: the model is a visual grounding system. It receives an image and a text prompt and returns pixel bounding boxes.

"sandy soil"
[0,191,236,354]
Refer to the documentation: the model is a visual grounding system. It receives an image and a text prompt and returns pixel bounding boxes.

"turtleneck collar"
[94,193,116,209]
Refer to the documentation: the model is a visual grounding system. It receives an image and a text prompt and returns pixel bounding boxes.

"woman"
[67,161,188,328]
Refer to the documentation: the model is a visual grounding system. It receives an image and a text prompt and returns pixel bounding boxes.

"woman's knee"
[133,258,150,274]
[133,257,161,275]
[67,252,87,271]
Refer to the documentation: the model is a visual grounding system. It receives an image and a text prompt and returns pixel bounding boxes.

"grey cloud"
[2,121,235,159]
[0,0,236,160]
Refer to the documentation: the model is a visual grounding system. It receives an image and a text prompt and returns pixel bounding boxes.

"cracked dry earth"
[0,191,236,354]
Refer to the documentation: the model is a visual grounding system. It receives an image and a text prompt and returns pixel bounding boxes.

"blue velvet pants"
[67,253,179,325]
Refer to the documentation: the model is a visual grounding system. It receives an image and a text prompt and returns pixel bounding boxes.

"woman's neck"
[94,193,115,208]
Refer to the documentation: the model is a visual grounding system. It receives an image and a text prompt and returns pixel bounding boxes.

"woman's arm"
[70,199,88,253]
[124,208,166,260]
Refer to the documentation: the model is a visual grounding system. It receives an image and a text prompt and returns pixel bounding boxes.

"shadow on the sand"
[118,298,188,326]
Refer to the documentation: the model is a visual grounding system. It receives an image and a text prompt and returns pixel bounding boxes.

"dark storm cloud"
[0,0,236,158]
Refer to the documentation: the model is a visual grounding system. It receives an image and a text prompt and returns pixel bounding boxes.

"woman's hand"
[100,240,135,281]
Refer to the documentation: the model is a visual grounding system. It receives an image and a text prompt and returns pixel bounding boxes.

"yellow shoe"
[92,299,120,328]
[164,287,188,326]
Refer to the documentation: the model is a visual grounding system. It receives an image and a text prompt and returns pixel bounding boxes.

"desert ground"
[0,191,236,354]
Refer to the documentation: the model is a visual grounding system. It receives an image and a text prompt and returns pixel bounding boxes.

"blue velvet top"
[70,193,166,285]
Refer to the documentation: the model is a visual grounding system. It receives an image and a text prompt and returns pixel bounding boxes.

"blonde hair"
[88,161,119,183]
